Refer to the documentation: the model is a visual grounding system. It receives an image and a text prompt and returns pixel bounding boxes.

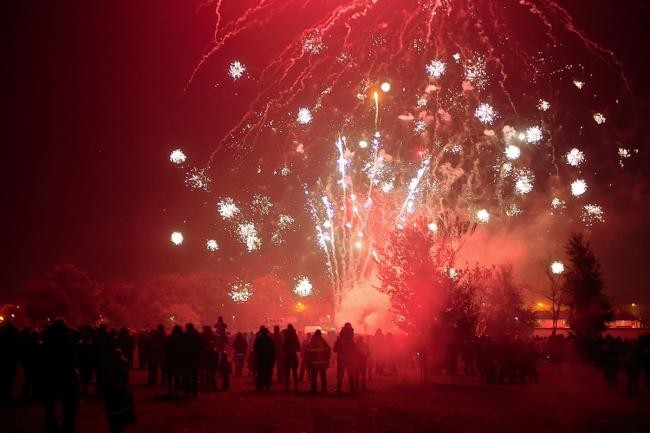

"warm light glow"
[428,222,438,233]
[354,240,363,249]
[170,231,184,246]
[206,239,219,251]
[476,209,490,224]
[550,261,565,275]
[380,81,391,93]
[358,139,368,149]
[169,149,186,165]
[295,302,307,313]
[293,276,313,297]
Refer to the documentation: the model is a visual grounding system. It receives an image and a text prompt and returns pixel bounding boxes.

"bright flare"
[505,144,521,160]
[169,149,186,165]
[206,239,219,251]
[565,148,586,167]
[170,231,184,246]
[425,59,446,78]
[476,209,490,224]
[571,179,587,196]
[228,60,246,80]
[380,82,391,92]
[550,261,565,274]
[293,276,313,297]
[474,103,497,124]
[297,107,313,125]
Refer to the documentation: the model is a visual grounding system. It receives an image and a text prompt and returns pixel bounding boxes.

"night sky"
[2,1,649,309]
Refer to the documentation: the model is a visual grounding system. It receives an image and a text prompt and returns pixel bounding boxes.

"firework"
[593,113,606,125]
[218,197,240,219]
[505,145,521,160]
[582,204,605,226]
[380,82,391,93]
[474,103,497,125]
[515,169,535,195]
[565,148,586,167]
[293,276,313,297]
[426,59,446,78]
[229,280,253,303]
[550,261,565,275]
[238,222,261,252]
[428,222,438,233]
[169,149,186,165]
[525,126,543,144]
[185,167,211,191]
[297,107,313,125]
[551,197,566,210]
[228,60,246,80]
[537,100,551,112]
[476,209,490,224]
[206,239,219,251]
[571,179,588,197]
[170,231,183,246]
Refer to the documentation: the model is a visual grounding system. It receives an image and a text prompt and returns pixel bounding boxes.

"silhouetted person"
[299,333,311,382]
[623,342,641,394]
[215,317,228,352]
[233,332,248,378]
[253,326,275,392]
[283,324,301,391]
[200,325,215,388]
[305,330,331,393]
[78,332,94,397]
[165,325,183,397]
[118,327,135,370]
[136,330,148,370]
[334,322,357,393]
[219,351,232,391]
[20,328,41,401]
[148,325,166,386]
[42,319,78,433]
[603,339,620,391]
[102,348,135,433]
[356,336,370,391]
[204,344,219,391]
[0,321,19,404]
[272,325,285,383]
[183,324,202,396]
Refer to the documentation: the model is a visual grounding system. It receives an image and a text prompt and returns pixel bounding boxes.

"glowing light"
[464,55,487,88]
[185,167,211,191]
[380,82,391,92]
[474,103,497,124]
[229,280,253,303]
[206,239,219,252]
[515,170,535,195]
[448,267,458,280]
[238,222,261,252]
[428,222,438,233]
[252,194,273,215]
[505,145,521,160]
[571,179,587,196]
[354,240,363,249]
[278,214,295,230]
[322,220,332,229]
[582,204,605,226]
[425,59,446,78]
[358,139,368,149]
[218,198,240,219]
[525,126,543,144]
[537,100,550,111]
[297,107,313,125]
[170,231,184,246]
[228,60,246,80]
[295,302,307,313]
[303,30,324,54]
[593,113,606,125]
[565,148,586,167]
[169,149,186,165]
[476,209,490,224]
[293,276,313,297]
[550,261,565,275]
[551,197,566,210]
[573,80,585,89]
[413,119,427,133]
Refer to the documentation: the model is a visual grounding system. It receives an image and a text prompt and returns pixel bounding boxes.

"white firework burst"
[571,179,587,197]
[185,167,211,191]
[206,239,219,252]
[218,198,240,219]
[515,169,535,195]
[525,126,543,144]
[474,103,497,124]
[238,222,261,252]
[582,204,605,226]
[537,100,550,111]
[425,59,446,78]
[593,113,606,125]
[229,280,253,303]
[476,209,490,224]
[293,276,313,297]
[297,107,313,125]
[228,60,246,80]
[505,145,521,160]
[169,149,186,165]
[565,148,586,167]
[170,231,183,246]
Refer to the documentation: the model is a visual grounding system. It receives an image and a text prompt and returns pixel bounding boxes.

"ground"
[2,364,649,433]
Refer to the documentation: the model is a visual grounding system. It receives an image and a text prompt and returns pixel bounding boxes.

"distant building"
[533,307,646,337]
[606,307,643,329]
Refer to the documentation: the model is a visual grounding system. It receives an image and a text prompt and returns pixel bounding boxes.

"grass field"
[2,363,649,433]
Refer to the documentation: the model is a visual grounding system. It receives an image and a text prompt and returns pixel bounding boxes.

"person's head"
[172,325,182,336]
[287,323,294,332]
[273,325,280,334]
[314,329,322,339]
[186,323,195,333]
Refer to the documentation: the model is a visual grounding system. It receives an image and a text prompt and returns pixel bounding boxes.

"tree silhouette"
[563,234,612,338]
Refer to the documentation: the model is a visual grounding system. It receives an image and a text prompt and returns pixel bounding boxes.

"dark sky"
[1,1,649,307]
